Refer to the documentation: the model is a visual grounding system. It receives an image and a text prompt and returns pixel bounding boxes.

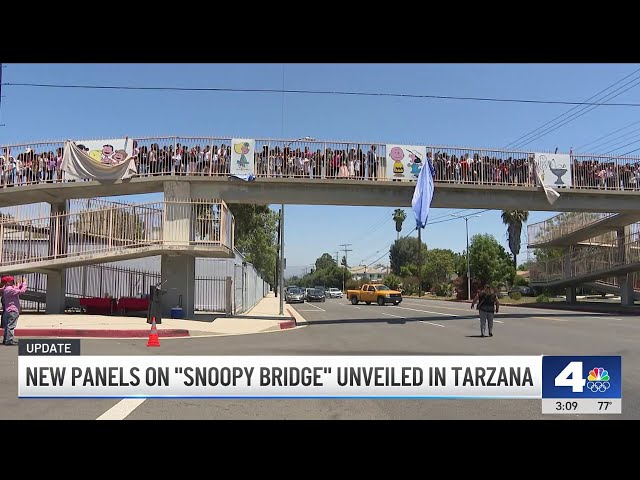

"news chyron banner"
[17,340,621,414]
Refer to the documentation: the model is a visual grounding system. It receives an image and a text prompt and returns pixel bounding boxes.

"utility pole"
[275,209,281,297]
[279,205,285,315]
[340,243,352,292]
[417,227,422,297]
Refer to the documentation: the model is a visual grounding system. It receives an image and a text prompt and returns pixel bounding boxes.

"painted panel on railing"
[534,153,573,188]
[62,138,137,181]
[230,139,255,177]
[385,144,427,181]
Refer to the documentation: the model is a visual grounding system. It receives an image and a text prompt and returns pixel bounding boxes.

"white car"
[327,288,343,298]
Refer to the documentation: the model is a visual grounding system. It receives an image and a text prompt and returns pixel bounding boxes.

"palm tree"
[393,209,407,240]
[501,210,529,270]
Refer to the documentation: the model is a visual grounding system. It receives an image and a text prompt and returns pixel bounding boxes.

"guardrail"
[0,199,234,268]
[529,231,640,283]
[2,136,640,191]
[527,212,617,246]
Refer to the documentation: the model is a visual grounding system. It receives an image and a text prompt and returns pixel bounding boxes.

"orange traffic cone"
[146,317,160,347]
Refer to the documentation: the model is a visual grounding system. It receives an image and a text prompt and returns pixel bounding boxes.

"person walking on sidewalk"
[1,275,27,345]
[470,285,499,338]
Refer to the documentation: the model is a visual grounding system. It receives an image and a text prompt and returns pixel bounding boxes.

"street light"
[450,213,481,301]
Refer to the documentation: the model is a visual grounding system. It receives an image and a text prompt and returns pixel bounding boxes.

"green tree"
[389,236,427,275]
[469,233,515,287]
[74,207,146,242]
[501,210,529,270]
[393,209,407,240]
[533,247,564,263]
[423,248,457,290]
[384,273,402,290]
[227,204,278,286]
[315,253,337,271]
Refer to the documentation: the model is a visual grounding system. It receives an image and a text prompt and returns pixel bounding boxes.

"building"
[349,264,389,282]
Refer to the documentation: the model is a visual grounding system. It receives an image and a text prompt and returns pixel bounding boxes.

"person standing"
[470,285,499,338]
[1,275,27,345]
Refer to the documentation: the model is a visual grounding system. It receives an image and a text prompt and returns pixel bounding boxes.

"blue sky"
[1,63,638,277]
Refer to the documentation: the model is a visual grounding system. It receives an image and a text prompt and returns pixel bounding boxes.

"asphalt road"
[1,297,637,420]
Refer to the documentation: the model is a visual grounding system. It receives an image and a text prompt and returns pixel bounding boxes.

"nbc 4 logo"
[555,362,611,393]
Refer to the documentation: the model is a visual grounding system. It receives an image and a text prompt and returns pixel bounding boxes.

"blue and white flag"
[411,159,435,229]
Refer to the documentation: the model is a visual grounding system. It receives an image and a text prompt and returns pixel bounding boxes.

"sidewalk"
[1,292,302,339]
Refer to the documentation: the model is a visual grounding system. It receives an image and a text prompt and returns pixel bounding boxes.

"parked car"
[327,288,343,298]
[306,288,326,302]
[285,287,305,304]
[509,286,536,297]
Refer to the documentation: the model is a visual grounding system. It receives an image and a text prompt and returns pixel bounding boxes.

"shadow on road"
[302,311,616,326]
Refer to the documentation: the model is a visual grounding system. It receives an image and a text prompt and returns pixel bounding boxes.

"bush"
[509,291,522,300]
[433,282,453,297]
[536,294,550,303]
[513,276,529,287]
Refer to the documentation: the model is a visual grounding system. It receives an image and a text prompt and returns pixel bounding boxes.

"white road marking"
[532,316,569,322]
[97,399,146,420]
[419,321,446,328]
[494,320,504,324]
[304,302,326,312]
[338,303,360,309]
[392,306,458,317]
[586,316,624,322]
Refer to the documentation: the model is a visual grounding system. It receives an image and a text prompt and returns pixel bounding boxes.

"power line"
[575,118,640,151]
[504,67,640,149]
[8,81,640,107]
[509,69,640,149]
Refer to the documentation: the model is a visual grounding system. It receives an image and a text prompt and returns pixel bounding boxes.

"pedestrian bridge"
[1,136,640,212]
[0,199,235,275]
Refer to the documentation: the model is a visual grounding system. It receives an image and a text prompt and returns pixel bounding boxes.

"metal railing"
[20,255,270,314]
[0,199,234,268]
[3,136,640,191]
[529,231,640,283]
[527,212,617,246]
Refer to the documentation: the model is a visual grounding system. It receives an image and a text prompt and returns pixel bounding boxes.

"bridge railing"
[529,231,640,284]
[3,137,640,191]
[527,212,616,246]
[0,199,234,268]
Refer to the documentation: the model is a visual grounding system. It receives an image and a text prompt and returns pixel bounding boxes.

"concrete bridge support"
[46,201,68,313]
[161,181,195,318]
[617,226,635,306]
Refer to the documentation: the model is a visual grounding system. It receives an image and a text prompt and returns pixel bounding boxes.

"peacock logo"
[587,367,610,393]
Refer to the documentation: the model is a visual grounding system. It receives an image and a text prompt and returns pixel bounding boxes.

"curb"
[2,328,191,338]
[278,320,297,330]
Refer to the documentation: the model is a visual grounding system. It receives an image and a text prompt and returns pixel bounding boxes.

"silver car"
[286,287,305,304]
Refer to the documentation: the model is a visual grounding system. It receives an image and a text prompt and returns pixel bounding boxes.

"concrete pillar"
[619,274,635,306]
[46,201,69,314]
[616,226,632,306]
[163,181,192,247]
[161,254,195,319]
[46,270,66,314]
[565,286,577,304]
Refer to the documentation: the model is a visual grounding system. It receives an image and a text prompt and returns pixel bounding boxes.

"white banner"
[385,144,428,181]
[230,139,255,176]
[62,138,137,181]
[534,153,572,188]
[19,355,542,398]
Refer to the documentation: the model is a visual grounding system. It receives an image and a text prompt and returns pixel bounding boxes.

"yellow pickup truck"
[347,284,403,306]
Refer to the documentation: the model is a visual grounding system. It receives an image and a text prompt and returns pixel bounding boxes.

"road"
[1,297,637,420]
